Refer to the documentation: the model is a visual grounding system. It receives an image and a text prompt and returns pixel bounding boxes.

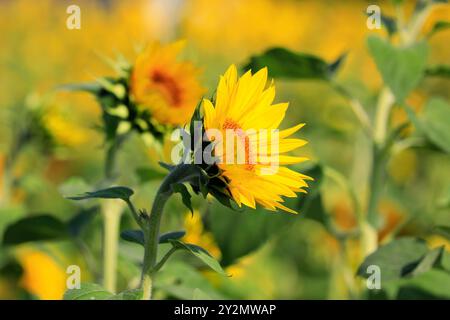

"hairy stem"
[140,165,194,300]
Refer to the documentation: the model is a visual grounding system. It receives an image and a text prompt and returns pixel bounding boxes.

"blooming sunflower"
[201,65,311,214]
[130,41,204,126]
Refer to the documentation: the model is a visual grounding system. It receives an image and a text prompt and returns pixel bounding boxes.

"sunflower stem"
[140,164,191,300]
[100,133,129,293]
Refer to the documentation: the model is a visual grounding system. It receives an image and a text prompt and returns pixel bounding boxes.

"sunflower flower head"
[130,41,205,126]
[197,65,311,214]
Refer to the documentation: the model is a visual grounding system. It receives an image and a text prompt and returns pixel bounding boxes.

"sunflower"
[130,41,204,126]
[201,65,311,213]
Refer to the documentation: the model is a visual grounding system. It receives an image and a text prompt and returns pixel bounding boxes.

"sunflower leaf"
[3,215,69,245]
[67,186,134,201]
[120,230,186,246]
[419,98,450,153]
[243,47,343,80]
[367,36,428,102]
[357,237,430,283]
[120,230,145,246]
[169,240,227,276]
[63,283,112,300]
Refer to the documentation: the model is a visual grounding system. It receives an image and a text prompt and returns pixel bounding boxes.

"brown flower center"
[222,118,255,171]
[151,69,182,107]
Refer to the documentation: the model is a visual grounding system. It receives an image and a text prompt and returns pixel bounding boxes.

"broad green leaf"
[385,269,450,299]
[425,65,450,78]
[367,36,428,102]
[419,98,450,153]
[120,230,145,246]
[155,261,225,299]
[357,237,429,283]
[159,161,176,171]
[171,183,193,214]
[409,246,444,277]
[193,288,212,300]
[170,240,227,276]
[63,283,112,300]
[3,215,68,245]
[243,47,342,80]
[0,206,25,238]
[397,269,450,299]
[67,186,134,201]
[121,230,186,246]
[110,289,143,300]
[159,231,186,244]
[135,167,166,184]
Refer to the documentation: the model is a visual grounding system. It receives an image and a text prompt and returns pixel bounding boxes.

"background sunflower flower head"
[60,41,204,145]
[130,41,205,127]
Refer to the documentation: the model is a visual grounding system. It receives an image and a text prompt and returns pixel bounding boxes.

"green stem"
[140,164,194,300]
[101,201,123,293]
[99,133,129,293]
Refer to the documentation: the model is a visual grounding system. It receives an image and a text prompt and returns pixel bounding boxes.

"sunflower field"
[0,0,449,301]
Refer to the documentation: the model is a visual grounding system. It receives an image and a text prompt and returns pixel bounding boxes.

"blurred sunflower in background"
[131,41,205,126]
[202,65,311,213]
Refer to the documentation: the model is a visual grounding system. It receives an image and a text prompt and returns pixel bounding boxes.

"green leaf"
[169,240,227,276]
[159,231,186,244]
[171,183,193,214]
[367,36,428,102]
[121,230,186,246]
[193,288,212,300]
[67,186,134,201]
[0,206,25,238]
[427,20,450,38]
[383,269,450,299]
[135,167,166,184]
[120,230,145,246]
[425,64,450,78]
[159,161,176,171]
[155,261,225,299]
[3,215,68,245]
[357,237,429,283]
[243,47,342,80]
[110,289,143,300]
[409,246,444,277]
[63,283,112,300]
[419,98,450,153]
